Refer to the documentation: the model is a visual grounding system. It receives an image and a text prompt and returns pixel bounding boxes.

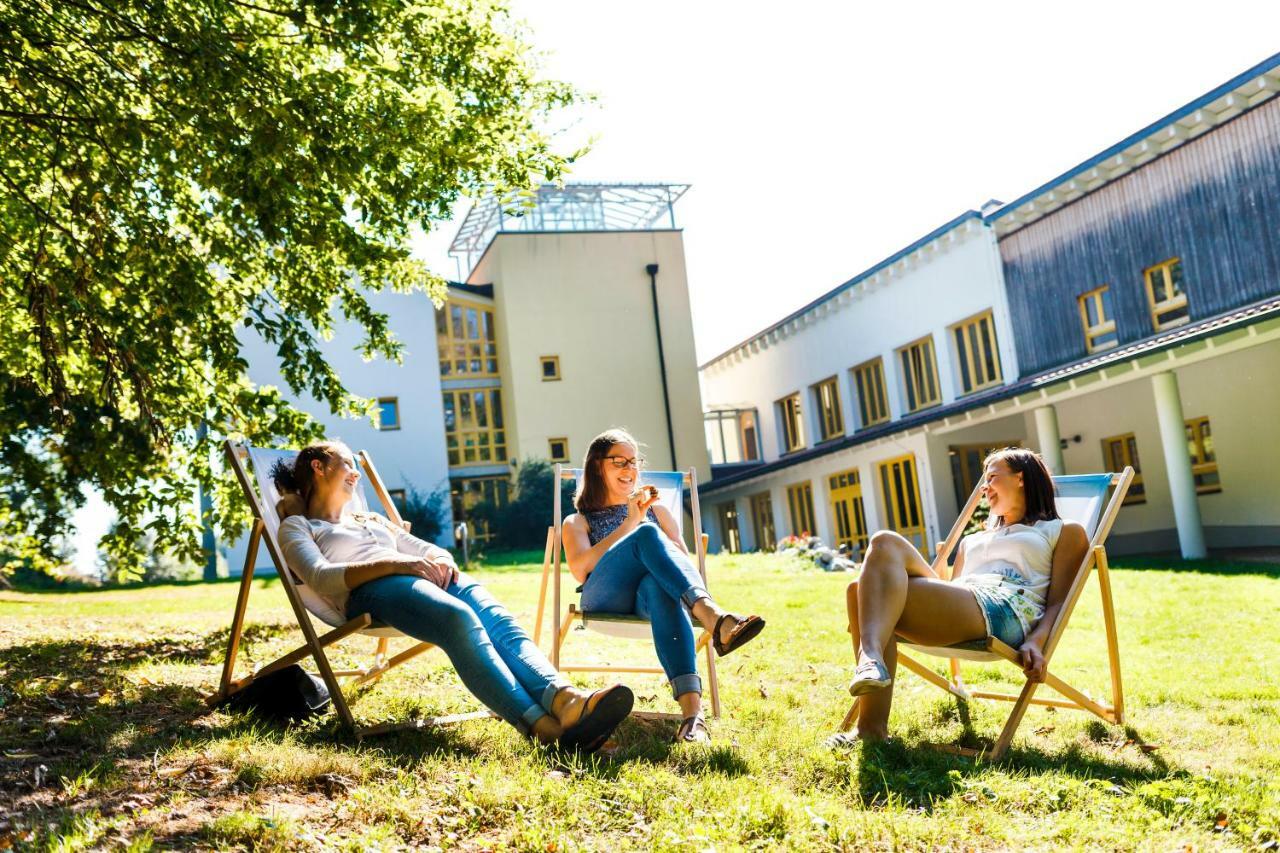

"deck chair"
[532,464,721,721]
[839,467,1135,760]
[210,440,491,734]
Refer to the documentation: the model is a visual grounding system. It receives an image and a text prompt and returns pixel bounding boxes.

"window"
[1186,416,1221,495]
[1101,433,1145,505]
[828,468,869,555]
[548,437,570,463]
[376,397,400,431]
[897,336,941,413]
[786,481,816,537]
[540,355,561,381]
[777,393,805,453]
[1078,286,1119,353]
[749,492,776,550]
[387,488,407,512]
[812,377,845,442]
[450,476,510,544]
[704,409,761,464]
[718,502,742,553]
[436,299,498,377]
[1144,258,1190,331]
[851,358,890,428]
[878,454,927,553]
[951,310,1003,395]
[442,389,507,466]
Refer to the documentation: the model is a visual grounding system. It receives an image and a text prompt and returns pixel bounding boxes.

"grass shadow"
[1110,556,1280,578]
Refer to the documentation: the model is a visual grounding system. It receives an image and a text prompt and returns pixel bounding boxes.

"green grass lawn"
[1,553,1278,850]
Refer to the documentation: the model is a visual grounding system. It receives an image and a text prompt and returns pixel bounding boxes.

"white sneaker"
[848,658,892,696]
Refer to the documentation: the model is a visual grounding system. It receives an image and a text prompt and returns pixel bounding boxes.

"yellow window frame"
[877,453,927,553]
[437,297,500,378]
[950,310,1004,395]
[442,388,508,466]
[1101,432,1146,505]
[778,393,805,453]
[813,376,844,442]
[749,492,776,550]
[1185,416,1221,495]
[897,335,942,413]
[540,355,561,381]
[851,357,890,428]
[786,481,816,537]
[1144,258,1190,331]
[548,437,570,463]
[1077,285,1119,353]
[828,468,869,553]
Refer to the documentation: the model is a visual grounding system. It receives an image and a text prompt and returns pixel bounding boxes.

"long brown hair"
[269,441,349,503]
[574,428,642,512]
[983,446,1059,528]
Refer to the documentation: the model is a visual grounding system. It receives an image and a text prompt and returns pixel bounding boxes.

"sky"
[413,1,1280,364]
[69,4,1280,573]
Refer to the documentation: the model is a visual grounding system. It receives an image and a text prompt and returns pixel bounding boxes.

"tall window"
[436,299,499,377]
[442,389,507,466]
[878,454,926,553]
[786,481,816,537]
[1078,286,1119,353]
[1186,416,1221,494]
[1144,258,1190,331]
[950,441,1020,510]
[777,393,805,453]
[749,492,776,550]
[851,358,890,428]
[812,377,844,442]
[828,469,869,555]
[376,397,400,431]
[1101,433,1145,505]
[951,310,1003,395]
[450,476,510,544]
[898,336,941,413]
[718,502,741,553]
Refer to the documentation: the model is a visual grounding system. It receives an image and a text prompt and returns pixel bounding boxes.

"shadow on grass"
[1110,556,1280,578]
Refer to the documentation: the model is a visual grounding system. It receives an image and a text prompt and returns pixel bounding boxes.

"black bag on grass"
[222,664,331,723]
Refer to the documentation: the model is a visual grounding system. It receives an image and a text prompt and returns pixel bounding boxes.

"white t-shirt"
[277,512,451,616]
[957,517,1064,631]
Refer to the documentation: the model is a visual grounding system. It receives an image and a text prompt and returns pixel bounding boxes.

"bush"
[397,481,449,543]
[469,459,575,549]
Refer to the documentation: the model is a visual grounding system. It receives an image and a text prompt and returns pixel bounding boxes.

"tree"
[469,458,574,549]
[0,0,578,576]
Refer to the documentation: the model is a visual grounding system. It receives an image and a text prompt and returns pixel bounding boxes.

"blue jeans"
[347,572,570,734]
[580,523,709,699]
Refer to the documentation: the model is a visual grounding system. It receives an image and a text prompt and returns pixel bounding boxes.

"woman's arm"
[385,516,459,586]
[561,492,660,584]
[651,505,689,555]
[277,517,452,594]
[1019,520,1090,681]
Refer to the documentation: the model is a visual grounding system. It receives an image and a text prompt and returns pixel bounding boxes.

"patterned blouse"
[583,504,658,545]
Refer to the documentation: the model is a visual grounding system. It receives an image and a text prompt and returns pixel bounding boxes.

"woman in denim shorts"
[836,447,1089,743]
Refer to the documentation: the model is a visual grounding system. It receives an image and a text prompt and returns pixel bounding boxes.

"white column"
[1034,405,1065,475]
[1151,371,1207,559]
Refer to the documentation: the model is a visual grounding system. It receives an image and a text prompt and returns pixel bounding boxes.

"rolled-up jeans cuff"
[520,704,548,733]
[680,587,710,610]
[670,673,702,700]
[541,679,572,714]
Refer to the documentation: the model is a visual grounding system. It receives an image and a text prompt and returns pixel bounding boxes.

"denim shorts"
[965,584,1027,648]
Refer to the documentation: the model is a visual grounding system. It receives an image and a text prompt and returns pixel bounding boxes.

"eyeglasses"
[604,455,645,470]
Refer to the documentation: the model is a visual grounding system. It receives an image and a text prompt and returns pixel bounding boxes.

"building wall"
[1000,96,1280,376]
[700,223,1016,466]
[224,290,453,574]
[470,231,709,479]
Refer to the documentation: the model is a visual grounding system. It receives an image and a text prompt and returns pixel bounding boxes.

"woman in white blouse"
[273,441,632,752]
[838,447,1089,742]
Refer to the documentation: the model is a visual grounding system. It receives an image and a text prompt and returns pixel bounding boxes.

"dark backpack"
[222,664,331,723]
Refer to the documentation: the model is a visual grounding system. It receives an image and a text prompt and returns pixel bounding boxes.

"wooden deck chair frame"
[209,440,490,735]
[839,466,1135,761]
[532,464,721,721]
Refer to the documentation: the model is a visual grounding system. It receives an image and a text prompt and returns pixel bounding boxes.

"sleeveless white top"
[956,517,1064,633]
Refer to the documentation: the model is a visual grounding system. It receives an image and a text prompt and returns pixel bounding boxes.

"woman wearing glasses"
[562,428,766,743]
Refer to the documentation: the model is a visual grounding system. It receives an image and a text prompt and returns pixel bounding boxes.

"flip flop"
[712,613,766,657]
[557,684,634,753]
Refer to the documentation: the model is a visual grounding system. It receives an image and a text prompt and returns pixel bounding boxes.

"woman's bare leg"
[845,580,895,739]
[856,531,934,667]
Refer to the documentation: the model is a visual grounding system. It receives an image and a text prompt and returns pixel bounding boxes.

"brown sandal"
[713,613,765,657]
[674,714,710,744]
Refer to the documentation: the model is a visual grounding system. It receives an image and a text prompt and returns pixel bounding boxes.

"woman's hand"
[394,555,458,590]
[625,485,660,526]
[1018,638,1047,682]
